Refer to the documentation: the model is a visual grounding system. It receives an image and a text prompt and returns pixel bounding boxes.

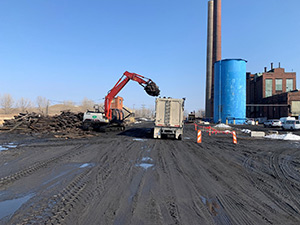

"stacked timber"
[0,111,88,138]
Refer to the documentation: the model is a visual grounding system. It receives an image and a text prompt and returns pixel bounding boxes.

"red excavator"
[82,71,160,131]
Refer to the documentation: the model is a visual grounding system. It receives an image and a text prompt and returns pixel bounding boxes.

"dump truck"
[153,97,185,140]
[187,112,196,123]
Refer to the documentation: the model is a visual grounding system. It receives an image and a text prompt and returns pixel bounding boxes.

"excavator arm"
[105,71,160,120]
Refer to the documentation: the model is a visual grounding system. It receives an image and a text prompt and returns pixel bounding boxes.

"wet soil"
[0,122,300,225]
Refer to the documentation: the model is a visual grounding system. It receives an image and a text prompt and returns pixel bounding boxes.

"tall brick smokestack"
[208,0,221,118]
[213,0,222,63]
[205,0,214,118]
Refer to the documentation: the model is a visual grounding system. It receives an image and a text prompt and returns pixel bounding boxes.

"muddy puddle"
[0,193,34,220]
[136,155,154,170]
[43,162,94,186]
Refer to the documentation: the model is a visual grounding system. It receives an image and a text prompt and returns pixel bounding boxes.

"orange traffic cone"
[232,131,237,144]
[197,130,202,143]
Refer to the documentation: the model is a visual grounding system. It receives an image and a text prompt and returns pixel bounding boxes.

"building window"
[275,79,282,91]
[265,79,272,97]
[286,79,293,92]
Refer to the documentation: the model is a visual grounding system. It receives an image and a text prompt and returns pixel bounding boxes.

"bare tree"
[17,98,33,113]
[134,105,153,118]
[36,96,48,115]
[0,93,14,114]
[196,109,205,118]
[81,97,94,111]
[63,100,74,110]
[183,110,189,119]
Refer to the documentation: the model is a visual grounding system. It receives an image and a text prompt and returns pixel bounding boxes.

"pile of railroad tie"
[0,111,87,137]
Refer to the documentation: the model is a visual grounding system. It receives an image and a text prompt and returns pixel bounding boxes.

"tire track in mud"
[8,140,123,224]
[178,129,279,225]
[171,128,298,225]
[112,140,164,225]
[154,138,229,225]
[160,140,236,225]
[155,140,183,225]
[4,125,300,224]
[0,144,88,187]
[180,125,296,224]
[241,141,300,223]
[269,148,300,214]
[67,139,148,225]
[241,154,283,224]
[163,129,219,224]
[12,167,93,224]
[79,138,163,225]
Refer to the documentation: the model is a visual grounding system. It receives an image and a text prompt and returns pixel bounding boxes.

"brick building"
[246,63,300,119]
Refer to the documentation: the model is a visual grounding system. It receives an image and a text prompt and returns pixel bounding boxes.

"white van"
[280,117,295,124]
[281,117,300,130]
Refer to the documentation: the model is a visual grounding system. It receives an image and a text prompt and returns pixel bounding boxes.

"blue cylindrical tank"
[213,60,222,123]
[213,59,247,124]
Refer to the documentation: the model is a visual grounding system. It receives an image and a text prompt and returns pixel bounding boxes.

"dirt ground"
[0,122,300,225]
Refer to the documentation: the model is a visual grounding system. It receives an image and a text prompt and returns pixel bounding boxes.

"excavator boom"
[105,71,160,120]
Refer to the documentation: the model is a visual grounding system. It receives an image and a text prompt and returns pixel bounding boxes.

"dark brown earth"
[0,122,300,225]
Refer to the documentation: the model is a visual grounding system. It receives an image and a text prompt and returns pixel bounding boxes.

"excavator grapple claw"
[145,81,160,96]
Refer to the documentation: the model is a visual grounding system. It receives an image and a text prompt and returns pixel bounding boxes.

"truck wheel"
[178,135,182,140]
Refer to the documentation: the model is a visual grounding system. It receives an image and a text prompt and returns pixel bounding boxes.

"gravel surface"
[0,122,300,224]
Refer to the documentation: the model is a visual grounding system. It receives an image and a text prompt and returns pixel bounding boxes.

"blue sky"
[1,0,299,112]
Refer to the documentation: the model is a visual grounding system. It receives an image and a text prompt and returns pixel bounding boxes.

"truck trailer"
[153,98,185,140]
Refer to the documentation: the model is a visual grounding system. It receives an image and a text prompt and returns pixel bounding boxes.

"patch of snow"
[0,143,18,152]
[136,163,154,169]
[214,123,231,129]
[142,157,153,162]
[0,146,8,152]
[7,144,17,148]
[133,138,146,142]
[79,163,94,168]
[265,133,300,141]
[241,129,251,134]
[224,130,232,134]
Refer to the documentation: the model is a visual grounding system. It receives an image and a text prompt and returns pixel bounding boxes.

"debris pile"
[0,111,91,138]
